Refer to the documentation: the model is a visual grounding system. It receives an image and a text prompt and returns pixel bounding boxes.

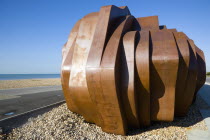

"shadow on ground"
[1,85,210,138]
[0,102,63,135]
[127,84,210,136]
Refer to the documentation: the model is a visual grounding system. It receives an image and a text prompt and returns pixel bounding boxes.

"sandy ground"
[0,78,61,89]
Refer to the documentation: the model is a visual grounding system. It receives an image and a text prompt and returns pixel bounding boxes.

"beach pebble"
[0,78,61,89]
[5,98,207,140]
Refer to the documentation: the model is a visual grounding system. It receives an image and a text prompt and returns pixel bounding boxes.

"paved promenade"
[0,86,64,120]
[206,77,210,84]
[187,83,210,140]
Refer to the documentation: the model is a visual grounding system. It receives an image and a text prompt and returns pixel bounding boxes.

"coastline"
[0,74,60,80]
[0,78,61,89]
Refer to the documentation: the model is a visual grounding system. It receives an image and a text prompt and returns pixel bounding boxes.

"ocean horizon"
[0,74,60,80]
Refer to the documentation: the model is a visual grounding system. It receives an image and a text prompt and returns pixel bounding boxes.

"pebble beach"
[3,96,207,140]
[0,79,208,139]
[0,78,61,89]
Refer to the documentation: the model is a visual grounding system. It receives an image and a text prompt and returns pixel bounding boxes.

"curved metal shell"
[99,15,135,135]
[122,31,139,128]
[135,30,150,126]
[61,5,206,135]
[150,30,179,121]
[173,32,190,116]
[61,20,81,112]
[68,12,100,124]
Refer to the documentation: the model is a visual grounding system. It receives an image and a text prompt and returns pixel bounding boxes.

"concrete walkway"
[0,85,62,100]
[206,77,210,84]
[197,84,210,131]
[1,82,210,139]
[187,84,210,140]
[0,86,64,120]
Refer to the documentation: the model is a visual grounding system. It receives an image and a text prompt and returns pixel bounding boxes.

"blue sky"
[0,0,210,74]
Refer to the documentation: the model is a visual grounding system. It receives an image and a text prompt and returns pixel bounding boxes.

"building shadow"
[0,102,64,135]
[127,84,210,136]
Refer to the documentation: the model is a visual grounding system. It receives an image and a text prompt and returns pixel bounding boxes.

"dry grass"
[0,78,61,89]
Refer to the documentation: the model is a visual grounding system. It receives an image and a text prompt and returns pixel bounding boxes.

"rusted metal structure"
[61,5,206,135]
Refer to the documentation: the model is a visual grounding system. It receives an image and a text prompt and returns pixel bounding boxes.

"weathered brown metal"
[150,30,179,121]
[135,30,150,126]
[173,32,191,116]
[61,5,206,135]
[122,31,139,128]
[61,19,81,112]
[137,16,159,31]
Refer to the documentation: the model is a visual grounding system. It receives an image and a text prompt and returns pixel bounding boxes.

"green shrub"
[207,72,210,76]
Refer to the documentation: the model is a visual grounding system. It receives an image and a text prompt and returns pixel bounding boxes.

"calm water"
[0,74,60,80]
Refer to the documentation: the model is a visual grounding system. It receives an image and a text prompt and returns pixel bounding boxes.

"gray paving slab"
[188,84,210,139]
[198,84,210,133]
[206,77,210,84]
[0,86,64,120]
[199,84,210,107]
[0,85,62,96]
[0,95,20,101]
[200,109,210,131]
[187,129,210,140]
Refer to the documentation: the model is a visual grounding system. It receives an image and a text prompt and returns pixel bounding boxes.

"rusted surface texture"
[137,16,159,31]
[195,46,206,93]
[173,32,190,116]
[150,30,179,121]
[135,31,150,126]
[61,19,81,112]
[61,5,206,135]
[122,31,139,128]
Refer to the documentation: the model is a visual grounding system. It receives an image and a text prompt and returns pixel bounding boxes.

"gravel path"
[3,97,207,140]
[0,78,61,89]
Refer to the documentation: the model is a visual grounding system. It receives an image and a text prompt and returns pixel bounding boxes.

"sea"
[0,74,60,80]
